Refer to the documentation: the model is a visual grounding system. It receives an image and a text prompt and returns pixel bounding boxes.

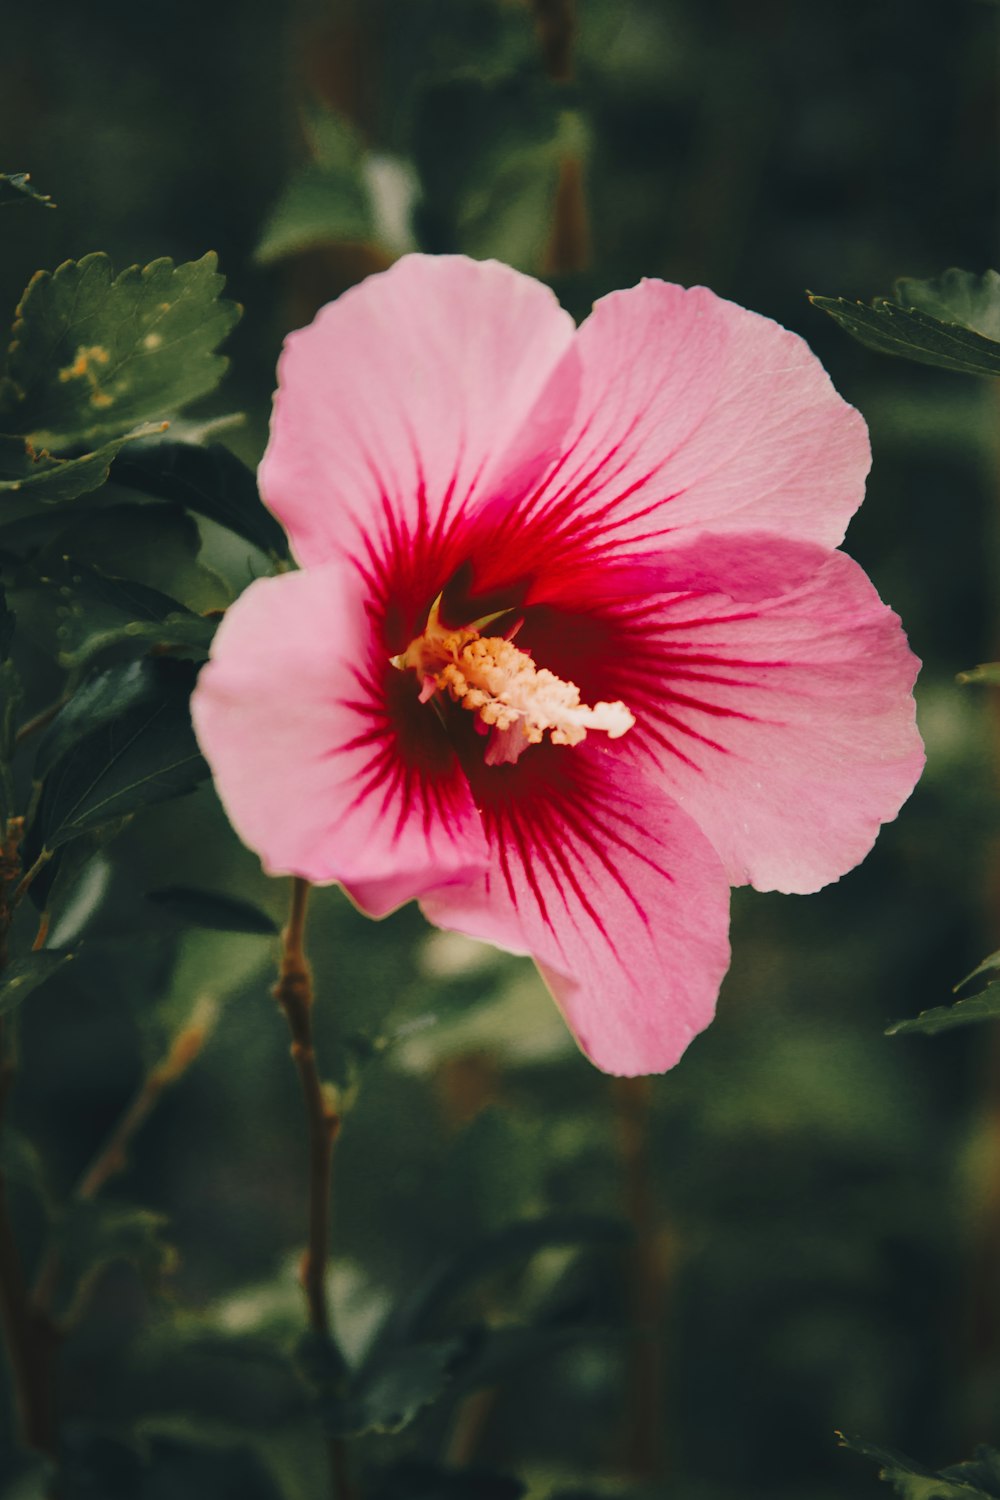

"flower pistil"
[393,598,635,766]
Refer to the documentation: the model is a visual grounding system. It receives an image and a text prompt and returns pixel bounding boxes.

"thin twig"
[274,878,340,1337]
[31,998,217,1324]
[14,699,67,749]
[11,850,52,909]
[272,878,353,1499]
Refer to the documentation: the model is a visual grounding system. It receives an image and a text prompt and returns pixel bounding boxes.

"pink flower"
[191,255,923,1076]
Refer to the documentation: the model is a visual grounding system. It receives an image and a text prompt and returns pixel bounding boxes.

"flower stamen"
[394,599,635,766]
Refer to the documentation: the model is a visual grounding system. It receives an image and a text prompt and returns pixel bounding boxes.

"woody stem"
[273,878,353,1498]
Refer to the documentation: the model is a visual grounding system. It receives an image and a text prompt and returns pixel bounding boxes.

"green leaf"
[0,950,76,1016]
[957,662,1000,686]
[389,1214,632,1342]
[447,1320,622,1396]
[0,1129,53,1213]
[49,1200,176,1324]
[893,268,1000,340]
[27,658,209,853]
[36,502,231,613]
[0,424,164,507]
[809,281,1000,378]
[886,983,1000,1036]
[414,74,581,273]
[21,556,217,670]
[327,1335,469,1437]
[839,1436,997,1500]
[956,950,1000,991]
[255,106,375,265]
[0,172,55,209]
[0,253,240,449]
[145,886,278,935]
[112,441,289,558]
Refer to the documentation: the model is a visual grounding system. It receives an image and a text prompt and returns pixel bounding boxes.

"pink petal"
[546,546,922,895]
[258,255,577,582]
[190,562,488,915]
[420,747,731,1076]
[459,281,870,603]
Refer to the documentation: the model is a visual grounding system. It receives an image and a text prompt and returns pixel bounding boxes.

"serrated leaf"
[0,950,75,1016]
[839,1436,995,1500]
[112,441,289,558]
[886,984,1000,1036]
[809,289,1000,378]
[894,269,1000,340]
[146,886,278,935]
[255,106,375,265]
[0,424,164,507]
[957,662,1000,686]
[955,950,1000,991]
[327,1336,468,1437]
[0,253,240,448]
[0,172,55,209]
[27,658,208,853]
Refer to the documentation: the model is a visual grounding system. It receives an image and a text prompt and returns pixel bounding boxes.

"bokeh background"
[1,1,999,1496]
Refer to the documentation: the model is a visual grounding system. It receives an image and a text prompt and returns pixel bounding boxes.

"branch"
[31,997,217,1324]
[273,878,341,1337]
[272,879,353,1500]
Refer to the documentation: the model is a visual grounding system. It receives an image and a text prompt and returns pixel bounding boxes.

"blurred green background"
[2,1,1000,1496]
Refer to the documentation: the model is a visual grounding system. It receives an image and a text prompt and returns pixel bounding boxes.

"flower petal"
[420,747,731,1076]
[569,546,923,894]
[460,281,870,602]
[258,255,577,583]
[191,562,488,914]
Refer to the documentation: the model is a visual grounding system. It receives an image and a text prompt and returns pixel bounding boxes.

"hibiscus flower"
[191,255,923,1076]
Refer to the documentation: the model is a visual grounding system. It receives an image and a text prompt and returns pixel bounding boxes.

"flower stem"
[272,878,353,1498]
[274,878,341,1337]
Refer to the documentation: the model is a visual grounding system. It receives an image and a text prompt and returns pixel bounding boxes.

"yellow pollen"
[394,602,635,766]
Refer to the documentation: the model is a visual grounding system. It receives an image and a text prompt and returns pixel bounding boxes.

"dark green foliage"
[113,441,289,559]
[327,1335,470,1437]
[0,2,996,1498]
[18,556,217,671]
[145,886,278,935]
[0,172,55,210]
[840,1436,1000,1500]
[48,1200,175,1323]
[811,273,1000,377]
[887,984,1000,1036]
[0,949,76,1016]
[414,71,577,272]
[255,104,376,265]
[26,658,208,853]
